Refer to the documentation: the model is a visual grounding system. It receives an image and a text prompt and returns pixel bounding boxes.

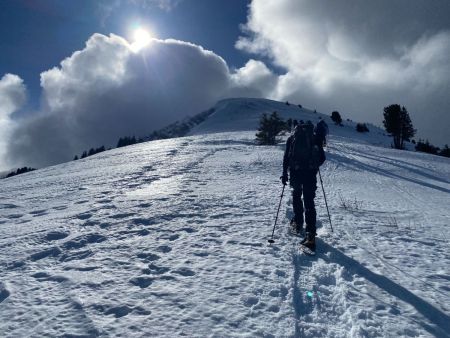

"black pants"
[290,169,318,236]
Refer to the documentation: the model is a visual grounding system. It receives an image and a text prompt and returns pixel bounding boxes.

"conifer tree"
[331,111,342,125]
[255,111,286,145]
[440,145,450,158]
[383,104,416,149]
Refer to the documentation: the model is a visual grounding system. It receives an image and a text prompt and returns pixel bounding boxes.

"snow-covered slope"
[1,99,449,337]
[190,98,393,148]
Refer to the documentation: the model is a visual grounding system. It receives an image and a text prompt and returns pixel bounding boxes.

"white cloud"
[5,33,271,168]
[230,59,278,98]
[0,74,26,118]
[237,0,450,145]
[0,74,27,170]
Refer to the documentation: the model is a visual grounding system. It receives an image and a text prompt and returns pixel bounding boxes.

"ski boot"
[290,219,304,236]
[301,233,316,252]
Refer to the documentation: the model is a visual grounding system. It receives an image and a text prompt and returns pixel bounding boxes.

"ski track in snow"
[1,129,449,337]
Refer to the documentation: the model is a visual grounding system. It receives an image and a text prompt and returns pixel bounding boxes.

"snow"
[1,98,449,337]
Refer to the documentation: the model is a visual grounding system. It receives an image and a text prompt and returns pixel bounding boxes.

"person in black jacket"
[281,121,326,251]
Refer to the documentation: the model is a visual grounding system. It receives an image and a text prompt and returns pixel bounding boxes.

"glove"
[280,172,288,185]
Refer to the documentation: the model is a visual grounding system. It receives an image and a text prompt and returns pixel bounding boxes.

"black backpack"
[289,122,320,170]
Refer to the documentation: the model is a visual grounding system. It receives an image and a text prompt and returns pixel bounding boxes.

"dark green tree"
[383,104,416,149]
[439,145,450,158]
[356,123,369,133]
[5,167,36,178]
[255,111,286,145]
[331,111,342,125]
[415,139,439,154]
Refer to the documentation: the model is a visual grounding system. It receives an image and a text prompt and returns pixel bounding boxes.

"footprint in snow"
[104,305,133,318]
[242,296,259,307]
[158,233,180,242]
[45,231,69,241]
[93,303,151,317]
[137,252,160,262]
[0,203,19,209]
[172,267,195,277]
[59,249,93,262]
[29,209,47,215]
[96,198,113,204]
[269,290,280,297]
[156,245,172,253]
[129,276,153,288]
[6,214,24,219]
[76,212,93,220]
[31,272,69,283]
[136,229,150,236]
[132,218,155,226]
[138,202,151,208]
[268,305,280,313]
[142,263,170,275]
[80,220,100,227]
[193,251,209,257]
[275,269,286,277]
[110,212,136,219]
[74,200,89,205]
[29,247,62,261]
[62,233,107,250]
[269,287,288,299]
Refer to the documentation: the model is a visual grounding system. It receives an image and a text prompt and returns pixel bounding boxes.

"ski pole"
[268,183,286,244]
[318,168,333,232]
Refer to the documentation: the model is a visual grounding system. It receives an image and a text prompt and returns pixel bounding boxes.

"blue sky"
[1,0,449,169]
[0,0,250,107]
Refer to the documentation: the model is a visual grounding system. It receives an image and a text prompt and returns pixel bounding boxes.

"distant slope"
[190,98,393,147]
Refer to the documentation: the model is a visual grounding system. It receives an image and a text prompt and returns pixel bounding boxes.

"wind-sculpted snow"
[0,131,449,337]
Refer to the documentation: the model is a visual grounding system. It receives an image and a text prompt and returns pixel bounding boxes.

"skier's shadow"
[318,239,450,338]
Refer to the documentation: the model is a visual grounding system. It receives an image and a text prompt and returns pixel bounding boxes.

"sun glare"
[131,28,152,52]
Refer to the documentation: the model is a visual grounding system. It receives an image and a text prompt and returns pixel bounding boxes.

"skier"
[315,119,329,147]
[280,121,326,252]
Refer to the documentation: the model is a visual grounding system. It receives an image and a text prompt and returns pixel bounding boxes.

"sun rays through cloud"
[130,28,153,52]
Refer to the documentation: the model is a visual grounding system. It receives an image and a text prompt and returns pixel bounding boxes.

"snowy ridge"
[190,98,392,147]
[1,98,449,337]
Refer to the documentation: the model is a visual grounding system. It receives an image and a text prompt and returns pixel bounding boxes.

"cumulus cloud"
[4,33,274,168]
[230,59,278,98]
[237,0,450,145]
[0,74,27,170]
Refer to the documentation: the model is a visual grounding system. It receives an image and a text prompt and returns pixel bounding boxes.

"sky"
[0,0,449,170]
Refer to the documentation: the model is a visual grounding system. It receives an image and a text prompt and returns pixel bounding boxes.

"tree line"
[255,104,449,158]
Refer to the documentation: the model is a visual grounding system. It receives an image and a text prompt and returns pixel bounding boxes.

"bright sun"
[131,28,152,52]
